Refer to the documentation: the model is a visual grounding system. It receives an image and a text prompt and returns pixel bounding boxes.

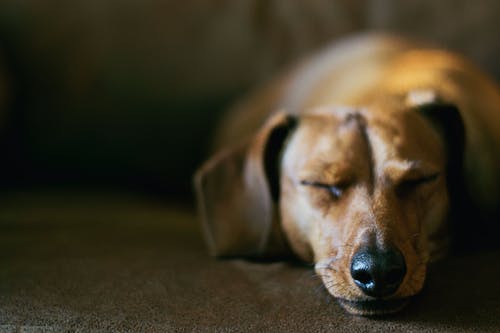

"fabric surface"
[0,192,498,332]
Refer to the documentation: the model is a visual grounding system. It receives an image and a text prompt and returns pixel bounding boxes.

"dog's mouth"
[336,297,410,316]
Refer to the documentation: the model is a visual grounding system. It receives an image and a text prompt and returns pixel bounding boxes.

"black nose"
[350,246,406,298]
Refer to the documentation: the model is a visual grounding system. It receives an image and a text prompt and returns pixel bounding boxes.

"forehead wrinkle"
[364,120,399,190]
[342,112,375,193]
[295,112,378,185]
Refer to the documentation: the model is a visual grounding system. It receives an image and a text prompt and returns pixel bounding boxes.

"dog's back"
[213,34,415,147]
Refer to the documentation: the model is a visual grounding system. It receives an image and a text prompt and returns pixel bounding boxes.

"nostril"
[352,270,372,285]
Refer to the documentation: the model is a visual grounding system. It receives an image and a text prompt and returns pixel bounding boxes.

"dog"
[194,34,500,315]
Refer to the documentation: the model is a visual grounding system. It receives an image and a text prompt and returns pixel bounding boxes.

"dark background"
[0,0,499,203]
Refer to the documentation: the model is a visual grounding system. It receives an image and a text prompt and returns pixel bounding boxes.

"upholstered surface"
[0,192,498,332]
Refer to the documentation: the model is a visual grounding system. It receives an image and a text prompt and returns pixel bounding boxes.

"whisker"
[315,257,344,272]
[335,243,354,249]
[322,281,343,290]
[324,267,339,273]
[315,283,328,294]
[314,264,332,269]
[314,286,334,304]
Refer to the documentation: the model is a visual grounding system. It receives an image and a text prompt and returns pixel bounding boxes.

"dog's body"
[195,34,500,315]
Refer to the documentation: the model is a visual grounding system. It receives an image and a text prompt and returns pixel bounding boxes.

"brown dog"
[194,34,500,315]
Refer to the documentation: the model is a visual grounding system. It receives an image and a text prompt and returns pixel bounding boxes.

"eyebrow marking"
[384,159,441,183]
[385,159,433,172]
[406,89,438,107]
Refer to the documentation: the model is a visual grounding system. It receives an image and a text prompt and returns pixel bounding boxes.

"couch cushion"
[0,192,498,332]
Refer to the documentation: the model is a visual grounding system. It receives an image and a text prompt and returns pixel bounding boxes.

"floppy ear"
[416,100,470,250]
[417,101,465,188]
[194,111,296,258]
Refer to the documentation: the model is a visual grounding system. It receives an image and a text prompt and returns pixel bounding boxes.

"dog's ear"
[194,111,296,258]
[407,90,465,189]
[416,101,465,192]
[416,100,471,250]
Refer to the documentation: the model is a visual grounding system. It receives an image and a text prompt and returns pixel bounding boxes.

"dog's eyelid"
[401,172,440,184]
[300,180,326,188]
[300,180,351,188]
[396,172,440,195]
[300,180,351,200]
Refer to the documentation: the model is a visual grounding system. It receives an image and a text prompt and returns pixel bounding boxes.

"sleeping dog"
[194,34,500,315]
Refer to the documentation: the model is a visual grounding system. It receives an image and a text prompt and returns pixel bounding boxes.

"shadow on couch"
[0,192,498,332]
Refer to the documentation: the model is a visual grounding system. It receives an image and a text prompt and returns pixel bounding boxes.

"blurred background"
[0,0,499,204]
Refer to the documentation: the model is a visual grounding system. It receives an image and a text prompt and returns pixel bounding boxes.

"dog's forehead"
[298,105,442,149]
[283,108,371,176]
[284,105,445,174]
[362,107,445,164]
[294,108,364,154]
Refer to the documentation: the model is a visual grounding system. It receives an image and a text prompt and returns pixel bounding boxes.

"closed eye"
[396,173,440,196]
[300,180,348,200]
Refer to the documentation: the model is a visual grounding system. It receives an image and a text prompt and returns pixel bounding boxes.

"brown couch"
[1,192,499,332]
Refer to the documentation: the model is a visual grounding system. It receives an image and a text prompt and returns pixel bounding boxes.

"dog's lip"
[336,297,410,316]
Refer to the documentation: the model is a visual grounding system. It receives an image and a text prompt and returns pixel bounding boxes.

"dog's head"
[195,91,464,315]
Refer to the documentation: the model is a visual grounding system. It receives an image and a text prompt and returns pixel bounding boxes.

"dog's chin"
[337,297,410,316]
